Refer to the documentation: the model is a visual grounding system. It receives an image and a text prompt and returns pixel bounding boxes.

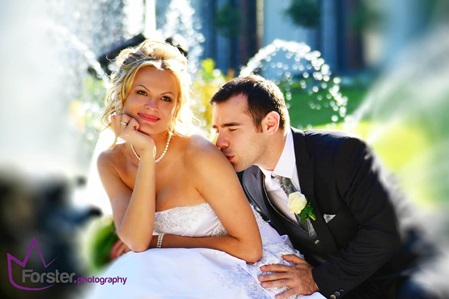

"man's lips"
[138,113,160,122]
[225,155,234,161]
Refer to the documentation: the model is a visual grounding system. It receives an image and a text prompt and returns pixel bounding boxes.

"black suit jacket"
[241,128,426,298]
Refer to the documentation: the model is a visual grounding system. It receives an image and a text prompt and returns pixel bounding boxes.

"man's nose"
[215,133,229,150]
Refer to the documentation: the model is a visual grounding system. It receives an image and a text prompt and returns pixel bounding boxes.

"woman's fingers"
[111,113,130,126]
[109,113,155,157]
[110,114,138,139]
[119,114,130,126]
[110,239,131,260]
[110,239,123,259]
[127,118,140,131]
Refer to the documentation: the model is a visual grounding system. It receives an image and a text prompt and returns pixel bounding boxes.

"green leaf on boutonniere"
[288,191,316,223]
[299,201,316,223]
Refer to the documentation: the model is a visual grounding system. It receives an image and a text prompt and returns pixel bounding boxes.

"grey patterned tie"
[273,175,317,239]
[274,175,297,196]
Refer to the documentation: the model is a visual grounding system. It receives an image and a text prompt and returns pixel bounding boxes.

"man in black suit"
[211,75,442,299]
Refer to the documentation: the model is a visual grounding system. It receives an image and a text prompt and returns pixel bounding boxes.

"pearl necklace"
[131,132,173,163]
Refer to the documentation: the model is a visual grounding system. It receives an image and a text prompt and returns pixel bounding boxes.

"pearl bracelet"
[156,233,165,248]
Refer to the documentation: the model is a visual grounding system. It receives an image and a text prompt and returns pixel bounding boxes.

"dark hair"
[210,75,289,130]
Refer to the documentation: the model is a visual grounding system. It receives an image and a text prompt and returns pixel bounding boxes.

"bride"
[86,39,324,299]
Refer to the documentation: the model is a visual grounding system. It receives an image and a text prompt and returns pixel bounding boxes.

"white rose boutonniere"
[288,192,316,223]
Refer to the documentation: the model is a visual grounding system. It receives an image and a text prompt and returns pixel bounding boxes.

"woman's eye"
[161,96,172,102]
[137,90,147,96]
[229,128,237,132]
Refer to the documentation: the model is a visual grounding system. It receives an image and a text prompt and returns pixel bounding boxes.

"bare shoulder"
[97,144,125,172]
[183,134,226,166]
[185,134,221,154]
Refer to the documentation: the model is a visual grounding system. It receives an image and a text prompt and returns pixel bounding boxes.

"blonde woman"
[88,40,324,299]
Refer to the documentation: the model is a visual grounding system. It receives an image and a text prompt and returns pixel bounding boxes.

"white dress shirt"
[259,129,300,223]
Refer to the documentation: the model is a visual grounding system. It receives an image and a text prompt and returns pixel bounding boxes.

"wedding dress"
[85,203,325,299]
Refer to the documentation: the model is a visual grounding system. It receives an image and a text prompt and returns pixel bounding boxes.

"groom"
[211,75,442,299]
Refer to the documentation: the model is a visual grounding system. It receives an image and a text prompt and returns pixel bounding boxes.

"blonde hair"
[102,40,192,145]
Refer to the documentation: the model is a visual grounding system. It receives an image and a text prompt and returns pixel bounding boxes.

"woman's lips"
[138,113,160,122]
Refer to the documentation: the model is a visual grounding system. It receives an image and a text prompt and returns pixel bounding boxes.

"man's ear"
[262,111,280,135]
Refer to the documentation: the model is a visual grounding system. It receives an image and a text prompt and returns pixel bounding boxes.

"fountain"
[239,39,347,129]
[156,0,204,75]
[0,0,149,177]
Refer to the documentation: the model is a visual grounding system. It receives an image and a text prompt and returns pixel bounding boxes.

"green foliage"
[191,58,226,134]
[285,82,367,129]
[349,0,384,34]
[214,3,240,37]
[84,217,118,273]
[285,0,320,29]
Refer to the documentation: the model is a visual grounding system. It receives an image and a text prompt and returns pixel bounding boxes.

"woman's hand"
[110,239,131,260]
[110,113,156,159]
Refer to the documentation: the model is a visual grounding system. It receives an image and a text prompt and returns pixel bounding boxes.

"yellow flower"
[288,192,307,214]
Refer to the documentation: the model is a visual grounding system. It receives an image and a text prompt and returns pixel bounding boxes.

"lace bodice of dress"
[153,202,228,237]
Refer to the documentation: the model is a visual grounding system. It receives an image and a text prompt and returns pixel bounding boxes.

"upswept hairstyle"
[210,75,290,131]
[102,40,192,140]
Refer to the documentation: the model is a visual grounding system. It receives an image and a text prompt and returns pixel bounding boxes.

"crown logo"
[7,237,57,291]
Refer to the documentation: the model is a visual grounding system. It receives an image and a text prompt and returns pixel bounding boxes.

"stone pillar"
[320,0,337,71]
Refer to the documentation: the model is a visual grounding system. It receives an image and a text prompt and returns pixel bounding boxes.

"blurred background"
[1,0,448,298]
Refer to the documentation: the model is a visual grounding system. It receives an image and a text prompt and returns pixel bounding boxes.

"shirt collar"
[259,129,296,179]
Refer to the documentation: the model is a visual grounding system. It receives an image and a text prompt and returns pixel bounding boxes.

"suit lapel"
[293,129,338,255]
[242,166,270,214]
[243,166,304,229]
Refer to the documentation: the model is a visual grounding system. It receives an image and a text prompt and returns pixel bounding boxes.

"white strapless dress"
[85,203,325,299]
